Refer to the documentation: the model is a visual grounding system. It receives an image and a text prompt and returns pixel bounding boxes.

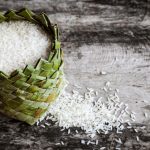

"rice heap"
[43,82,137,137]
[0,8,65,125]
[0,21,50,74]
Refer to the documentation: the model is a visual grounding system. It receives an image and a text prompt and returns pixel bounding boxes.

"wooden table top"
[0,0,150,149]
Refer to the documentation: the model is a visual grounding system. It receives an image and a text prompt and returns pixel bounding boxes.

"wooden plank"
[0,115,150,149]
[0,0,150,149]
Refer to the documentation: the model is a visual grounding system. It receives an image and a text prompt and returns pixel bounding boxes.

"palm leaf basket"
[0,8,65,125]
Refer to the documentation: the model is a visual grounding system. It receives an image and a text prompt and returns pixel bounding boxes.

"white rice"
[46,82,135,136]
[0,21,50,74]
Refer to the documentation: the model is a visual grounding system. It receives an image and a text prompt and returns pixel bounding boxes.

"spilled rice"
[41,81,137,137]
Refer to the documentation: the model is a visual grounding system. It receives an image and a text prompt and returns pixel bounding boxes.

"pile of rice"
[0,21,50,74]
[42,81,136,137]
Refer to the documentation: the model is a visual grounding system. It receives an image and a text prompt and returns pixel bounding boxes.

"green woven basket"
[0,8,65,125]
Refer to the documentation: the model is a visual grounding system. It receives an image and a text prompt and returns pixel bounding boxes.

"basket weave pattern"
[0,9,65,125]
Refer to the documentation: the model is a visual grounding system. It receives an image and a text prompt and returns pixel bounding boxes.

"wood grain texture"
[0,0,150,149]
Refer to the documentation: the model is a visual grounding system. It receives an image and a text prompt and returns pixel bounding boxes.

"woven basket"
[0,8,65,125]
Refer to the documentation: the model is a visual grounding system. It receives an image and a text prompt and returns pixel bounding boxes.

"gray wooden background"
[0,0,150,149]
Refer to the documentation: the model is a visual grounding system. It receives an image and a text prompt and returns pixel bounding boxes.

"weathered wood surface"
[0,0,150,149]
